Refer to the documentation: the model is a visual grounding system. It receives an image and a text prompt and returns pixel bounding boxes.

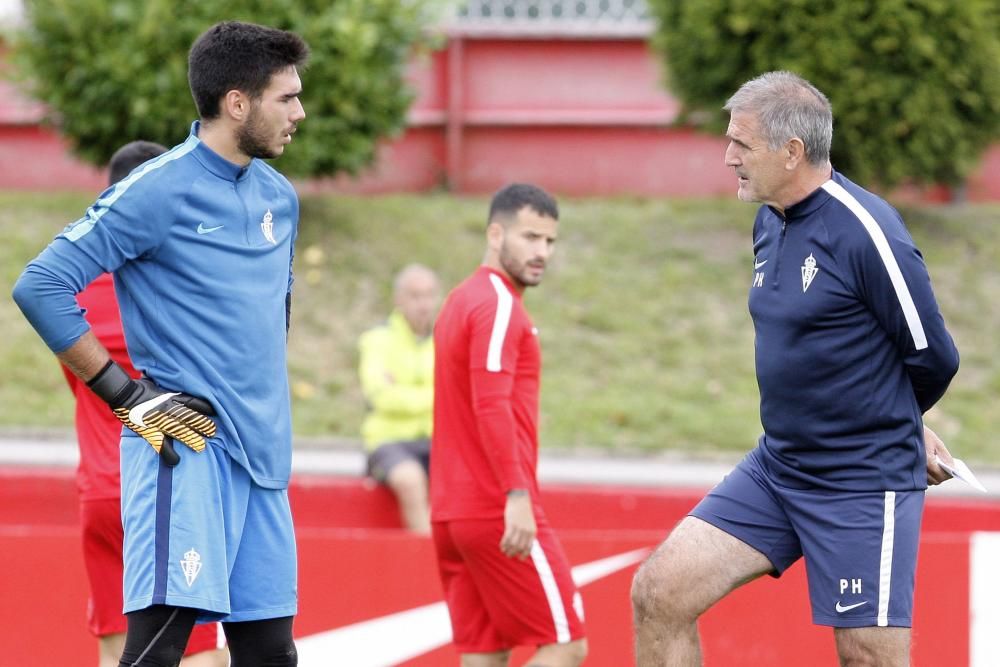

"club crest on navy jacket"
[748,170,959,491]
[14,122,298,488]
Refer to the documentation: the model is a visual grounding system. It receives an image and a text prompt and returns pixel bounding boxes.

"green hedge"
[12,0,437,177]
[647,0,1000,189]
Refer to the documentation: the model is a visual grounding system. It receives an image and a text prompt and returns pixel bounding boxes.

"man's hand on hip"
[87,360,216,466]
[500,489,536,560]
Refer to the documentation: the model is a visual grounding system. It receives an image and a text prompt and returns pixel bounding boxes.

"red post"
[445,34,464,191]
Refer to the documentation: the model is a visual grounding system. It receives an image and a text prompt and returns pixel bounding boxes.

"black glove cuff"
[86,360,135,407]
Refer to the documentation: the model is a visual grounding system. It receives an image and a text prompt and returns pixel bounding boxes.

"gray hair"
[724,71,833,166]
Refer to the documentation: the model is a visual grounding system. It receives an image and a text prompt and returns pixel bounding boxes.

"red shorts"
[80,498,223,654]
[432,517,586,653]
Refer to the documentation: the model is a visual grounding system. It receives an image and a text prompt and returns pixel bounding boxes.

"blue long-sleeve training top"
[748,170,959,491]
[13,122,298,488]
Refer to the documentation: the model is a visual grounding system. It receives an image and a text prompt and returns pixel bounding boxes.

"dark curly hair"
[188,21,309,120]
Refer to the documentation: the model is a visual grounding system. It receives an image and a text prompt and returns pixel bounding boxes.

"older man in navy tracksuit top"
[632,71,959,666]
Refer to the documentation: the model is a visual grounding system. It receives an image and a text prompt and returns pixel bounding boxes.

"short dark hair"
[108,140,168,185]
[487,183,559,227]
[188,21,309,120]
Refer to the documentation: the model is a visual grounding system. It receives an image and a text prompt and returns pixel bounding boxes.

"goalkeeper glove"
[87,360,216,467]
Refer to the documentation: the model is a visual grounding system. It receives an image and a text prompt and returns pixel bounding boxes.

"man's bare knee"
[633,517,772,626]
[461,649,510,667]
[556,638,587,666]
[835,627,910,667]
[386,461,426,495]
[632,528,700,625]
[837,643,877,667]
[567,638,588,665]
[528,638,587,667]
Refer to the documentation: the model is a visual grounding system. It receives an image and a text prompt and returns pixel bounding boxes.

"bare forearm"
[56,331,111,382]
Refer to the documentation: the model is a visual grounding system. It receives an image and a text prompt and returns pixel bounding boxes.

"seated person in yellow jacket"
[359,264,440,533]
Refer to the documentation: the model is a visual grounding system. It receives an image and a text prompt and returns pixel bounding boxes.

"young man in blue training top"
[64,140,228,667]
[14,20,307,667]
[631,71,960,666]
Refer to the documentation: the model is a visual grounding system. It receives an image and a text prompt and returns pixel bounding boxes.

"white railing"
[452,0,653,36]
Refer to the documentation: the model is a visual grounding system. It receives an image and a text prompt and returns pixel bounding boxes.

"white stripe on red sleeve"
[486,273,514,372]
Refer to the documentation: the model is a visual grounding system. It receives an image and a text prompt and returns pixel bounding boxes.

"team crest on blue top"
[801,253,819,292]
[181,547,202,587]
[261,209,276,245]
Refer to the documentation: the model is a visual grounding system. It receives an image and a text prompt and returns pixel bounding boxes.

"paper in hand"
[935,455,988,493]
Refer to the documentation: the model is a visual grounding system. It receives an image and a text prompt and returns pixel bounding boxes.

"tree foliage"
[12,0,438,177]
[646,0,1000,188]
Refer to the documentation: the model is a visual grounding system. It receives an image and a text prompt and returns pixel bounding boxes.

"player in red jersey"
[62,141,227,667]
[431,183,587,666]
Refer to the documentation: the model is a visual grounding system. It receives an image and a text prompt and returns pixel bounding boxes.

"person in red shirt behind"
[431,183,587,667]
[63,140,227,667]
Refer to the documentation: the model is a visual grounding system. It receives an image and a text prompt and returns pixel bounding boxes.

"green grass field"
[3,190,998,464]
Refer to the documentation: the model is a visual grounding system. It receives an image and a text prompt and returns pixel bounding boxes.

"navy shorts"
[690,447,924,628]
[366,438,430,483]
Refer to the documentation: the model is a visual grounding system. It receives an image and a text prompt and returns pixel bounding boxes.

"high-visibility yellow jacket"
[358,311,434,451]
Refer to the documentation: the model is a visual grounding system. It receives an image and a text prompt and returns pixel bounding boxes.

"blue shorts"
[121,433,297,622]
[690,447,923,628]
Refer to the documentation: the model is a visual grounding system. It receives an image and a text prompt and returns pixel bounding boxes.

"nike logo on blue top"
[197,223,224,234]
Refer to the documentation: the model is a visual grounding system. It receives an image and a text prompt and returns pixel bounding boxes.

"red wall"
[2,465,998,665]
[5,35,999,199]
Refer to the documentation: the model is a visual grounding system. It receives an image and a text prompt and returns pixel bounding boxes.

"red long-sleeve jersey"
[431,266,542,521]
